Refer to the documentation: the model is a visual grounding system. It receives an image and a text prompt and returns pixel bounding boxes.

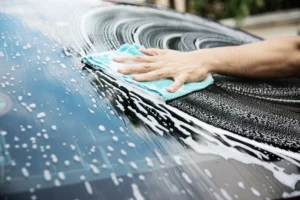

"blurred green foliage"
[188,0,300,27]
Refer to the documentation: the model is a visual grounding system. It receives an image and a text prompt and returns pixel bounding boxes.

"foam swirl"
[73,5,300,149]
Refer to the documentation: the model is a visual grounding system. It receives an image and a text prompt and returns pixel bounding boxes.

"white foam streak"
[131,183,145,200]
[84,45,300,191]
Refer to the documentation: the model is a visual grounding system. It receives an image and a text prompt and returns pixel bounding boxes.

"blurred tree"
[154,0,187,12]
[188,0,300,27]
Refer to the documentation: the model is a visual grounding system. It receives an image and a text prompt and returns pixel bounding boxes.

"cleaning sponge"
[82,44,214,101]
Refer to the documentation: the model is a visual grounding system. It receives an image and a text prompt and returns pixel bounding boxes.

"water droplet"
[130,162,138,169]
[22,167,29,177]
[54,179,61,187]
[70,78,77,83]
[84,181,93,195]
[145,157,153,167]
[182,172,192,184]
[29,104,36,108]
[0,131,7,136]
[73,155,80,162]
[128,142,135,148]
[70,144,76,151]
[51,125,57,131]
[43,170,52,181]
[60,63,66,69]
[110,173,119,186]
[112,136,118,141]
[51,154,58,163]
[64,160,70,166]
[121,149,127,156]
[107,146,114,152]
[90,164,100,175]
[98,125,105,131]
[58,172,66,180]
[37,112,46,118]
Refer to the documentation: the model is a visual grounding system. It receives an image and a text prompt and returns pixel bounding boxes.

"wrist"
[193,49,224,74]
[203,46,240,74]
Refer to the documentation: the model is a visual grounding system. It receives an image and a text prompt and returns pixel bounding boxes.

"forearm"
[198,37,300,78]
[114,36,300,92]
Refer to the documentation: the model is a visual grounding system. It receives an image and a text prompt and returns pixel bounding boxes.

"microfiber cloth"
[82,44,214,101]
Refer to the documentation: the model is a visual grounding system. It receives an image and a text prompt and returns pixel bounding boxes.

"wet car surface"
[0,0,299,200]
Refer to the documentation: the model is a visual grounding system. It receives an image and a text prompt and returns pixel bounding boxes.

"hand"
[113,48,212,93]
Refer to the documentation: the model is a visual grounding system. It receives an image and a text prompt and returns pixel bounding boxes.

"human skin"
[114,36,300,93]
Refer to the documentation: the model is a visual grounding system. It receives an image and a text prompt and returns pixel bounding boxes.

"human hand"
[113,48,212,93]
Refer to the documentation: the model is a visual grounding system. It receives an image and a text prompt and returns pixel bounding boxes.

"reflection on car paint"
[0,93,11,116]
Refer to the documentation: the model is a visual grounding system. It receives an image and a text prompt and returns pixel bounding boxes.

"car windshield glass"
[0,0,299,200]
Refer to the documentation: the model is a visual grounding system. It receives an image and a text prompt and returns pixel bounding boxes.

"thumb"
[167,74,187,93]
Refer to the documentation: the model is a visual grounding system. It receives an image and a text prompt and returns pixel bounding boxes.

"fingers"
[186,69,209,83]
[113,55,153,63]
[118,63,160,75]
[132,69,171,82]
[167,74,187,93]
[139,48,168,56]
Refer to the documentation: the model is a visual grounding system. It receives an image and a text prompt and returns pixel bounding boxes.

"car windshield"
[0,0,299,200]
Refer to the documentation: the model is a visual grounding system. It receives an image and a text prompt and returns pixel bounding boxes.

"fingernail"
[113,58,120,62]
[132,75,140,81]
[118,68,126,73]
[167,87,174,93]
